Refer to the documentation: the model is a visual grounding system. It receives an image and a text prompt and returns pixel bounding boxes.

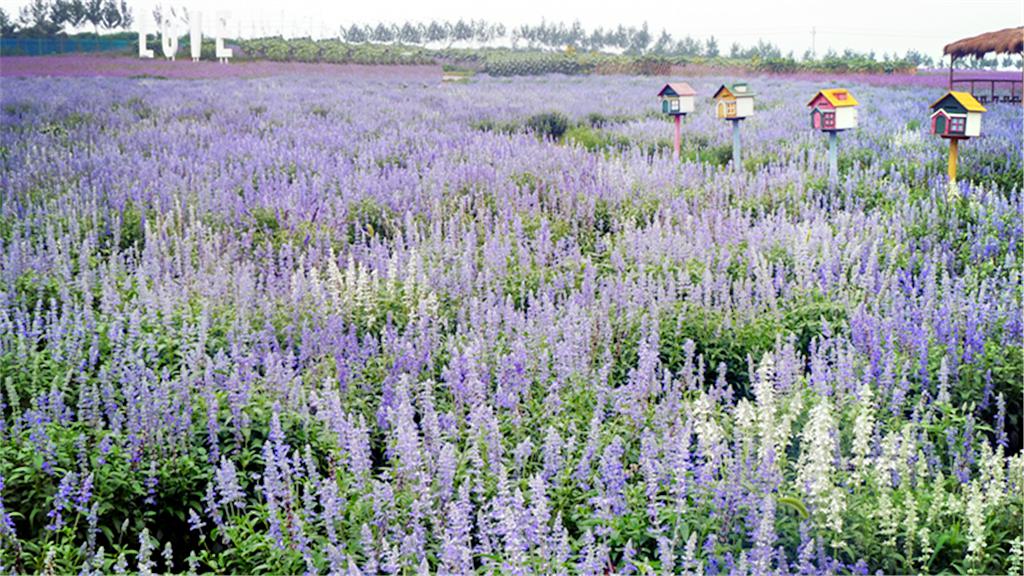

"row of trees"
[340,20,1024,68]
[338,20,709,56]
[2,2,1019,69]
[0,0,131,36]
[336,20,953,66]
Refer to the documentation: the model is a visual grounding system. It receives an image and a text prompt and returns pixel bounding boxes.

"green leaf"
[777,495,809,519]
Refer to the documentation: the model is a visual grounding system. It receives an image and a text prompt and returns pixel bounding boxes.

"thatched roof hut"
[944,27,1023,60]
[943,28,1023,91]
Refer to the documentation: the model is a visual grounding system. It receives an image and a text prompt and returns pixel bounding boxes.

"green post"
[828,130,838,185]
[731,119,742,169]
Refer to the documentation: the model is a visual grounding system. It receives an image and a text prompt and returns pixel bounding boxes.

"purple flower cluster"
[0,70,1020,574]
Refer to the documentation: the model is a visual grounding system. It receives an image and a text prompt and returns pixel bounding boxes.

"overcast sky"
[5,0,1023,59]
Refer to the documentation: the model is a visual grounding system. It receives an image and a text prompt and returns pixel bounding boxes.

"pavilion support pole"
[673,115,681,161]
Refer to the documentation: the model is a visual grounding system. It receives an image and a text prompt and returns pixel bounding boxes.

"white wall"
[736,97,754,118]
[965,112,982,137]
[835,107,857,130]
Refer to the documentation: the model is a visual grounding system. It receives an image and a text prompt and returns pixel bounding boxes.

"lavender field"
[0,72,1022,575]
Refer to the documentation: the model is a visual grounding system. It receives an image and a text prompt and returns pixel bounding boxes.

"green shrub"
[525,112,570,140]
[563,125,608,151]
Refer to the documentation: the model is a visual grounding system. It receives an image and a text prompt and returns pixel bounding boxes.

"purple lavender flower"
[46,472,77,531]
[215,457,245,509]
[188,509,206,534]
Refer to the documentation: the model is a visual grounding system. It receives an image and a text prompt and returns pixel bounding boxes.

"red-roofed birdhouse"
[658,82,696,116]
[808,89,859,131]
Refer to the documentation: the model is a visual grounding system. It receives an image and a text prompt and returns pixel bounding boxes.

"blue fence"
[0,37,135,56]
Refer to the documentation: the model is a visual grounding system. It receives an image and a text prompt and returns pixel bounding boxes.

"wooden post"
[828,130,838,185]
[731,118,741,168]
[673,115,681,161]
[948,55,955,90]
[948,138,959,184]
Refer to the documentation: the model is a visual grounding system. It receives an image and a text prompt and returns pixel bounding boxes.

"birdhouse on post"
[930,91,986,186]
[657,82,696,161]
[713,82,755,168]
[659,82,696,116]
[808,88,859,185]
[930,91,985,138]
[713,83,755,119]
[808,88,858,131]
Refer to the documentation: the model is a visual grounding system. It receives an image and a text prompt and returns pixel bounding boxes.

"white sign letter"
[161,20,179,60]
[138,11,154,58]
[215,12,233,63]
[190,12,202,61]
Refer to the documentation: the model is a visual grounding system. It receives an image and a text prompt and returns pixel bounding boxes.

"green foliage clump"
[525,111,570,140]
[659,293,848,397]
[563,125,630,152]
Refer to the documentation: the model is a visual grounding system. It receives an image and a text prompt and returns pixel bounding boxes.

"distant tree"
[166,5,187,30]
[69,0,86,27]
[730,42,742,58]
[753,39,781,59]
[547,21,568,50]
[100,0,122,29]
[902,49,932,68]
[19,0,63,35]
[369,22,392,43]
[424,20,448,46]
[151,3,162,30]
[0,8,15,35]
[471,20,490,44]
[50,0,75,30]
[587,27,605,51]
[47,0,86,30]
[566,20,584,49]
[117,0,131,29]
[83,0,102,33]
[674,35,701,56]
[649,29,671,55]
[530,21,547,49]
[449,19,473,48]
[611,25,629,51]
[344,23,367,43]
[398,22,421,45]
[704,35,719,58]
[513,23,533,49]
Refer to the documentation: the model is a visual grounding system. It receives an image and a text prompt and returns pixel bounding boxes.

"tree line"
[0,0,132,36]
[336,20,952,67]
[2,1,1020,69]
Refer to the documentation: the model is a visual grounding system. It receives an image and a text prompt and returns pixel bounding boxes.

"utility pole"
[811,26,816,58]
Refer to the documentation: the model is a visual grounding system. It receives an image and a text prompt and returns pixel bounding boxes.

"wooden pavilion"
[944,27,1024,104]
